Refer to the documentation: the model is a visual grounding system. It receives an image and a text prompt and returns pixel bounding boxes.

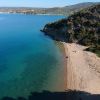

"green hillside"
[42,4,100,56]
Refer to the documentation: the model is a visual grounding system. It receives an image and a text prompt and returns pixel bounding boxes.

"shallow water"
[0,14,65,98]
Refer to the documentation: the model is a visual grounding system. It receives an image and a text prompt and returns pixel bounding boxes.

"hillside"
[0,2,98,15]
[45,2,98,15]
[42,4,100,56]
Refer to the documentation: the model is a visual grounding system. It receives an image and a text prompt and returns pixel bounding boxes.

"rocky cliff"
[42,4,100,56]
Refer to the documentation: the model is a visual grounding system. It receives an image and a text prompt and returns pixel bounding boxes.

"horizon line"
[0,2,99,8]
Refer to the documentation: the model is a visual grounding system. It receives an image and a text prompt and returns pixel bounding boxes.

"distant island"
[42,4,100,56]
[0,2,99,15]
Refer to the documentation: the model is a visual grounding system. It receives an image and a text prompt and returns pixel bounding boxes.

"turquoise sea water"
[0,14,65,98]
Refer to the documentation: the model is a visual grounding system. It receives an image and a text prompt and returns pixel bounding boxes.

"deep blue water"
[0,14,65,98]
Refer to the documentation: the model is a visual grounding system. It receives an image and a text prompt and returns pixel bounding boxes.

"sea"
[0,13,65,98]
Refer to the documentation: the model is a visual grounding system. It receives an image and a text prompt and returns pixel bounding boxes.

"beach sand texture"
[63,43,100,94]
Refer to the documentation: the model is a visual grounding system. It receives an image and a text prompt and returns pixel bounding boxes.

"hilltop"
[42,4,100,56]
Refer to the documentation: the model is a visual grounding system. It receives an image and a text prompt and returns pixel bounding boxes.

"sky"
[0,0,99,7]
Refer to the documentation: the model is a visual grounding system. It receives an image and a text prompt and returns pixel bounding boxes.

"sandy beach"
[63,42,100,94]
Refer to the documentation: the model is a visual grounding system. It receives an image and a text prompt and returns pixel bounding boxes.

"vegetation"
[85,45,100,57]
[42,4,100,56]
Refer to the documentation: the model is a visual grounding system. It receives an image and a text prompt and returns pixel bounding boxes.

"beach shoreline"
[60,42,68,90]
[63,42,100,94]
[54,41,67,91]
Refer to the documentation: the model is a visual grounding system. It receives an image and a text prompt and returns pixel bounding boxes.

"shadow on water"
[1,90,100,100]
[43,33,68,43]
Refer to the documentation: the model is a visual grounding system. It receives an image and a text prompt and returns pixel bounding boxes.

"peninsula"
[42,4,100,94]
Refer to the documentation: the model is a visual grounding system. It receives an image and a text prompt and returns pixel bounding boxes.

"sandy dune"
[63,43,100,94]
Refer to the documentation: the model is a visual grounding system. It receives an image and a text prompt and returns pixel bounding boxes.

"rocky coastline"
[41,4,100,56]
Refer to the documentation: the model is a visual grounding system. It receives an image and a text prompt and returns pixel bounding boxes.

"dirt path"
[63,43,100,94]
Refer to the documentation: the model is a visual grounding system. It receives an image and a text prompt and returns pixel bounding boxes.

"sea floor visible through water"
[0,14,66,98]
